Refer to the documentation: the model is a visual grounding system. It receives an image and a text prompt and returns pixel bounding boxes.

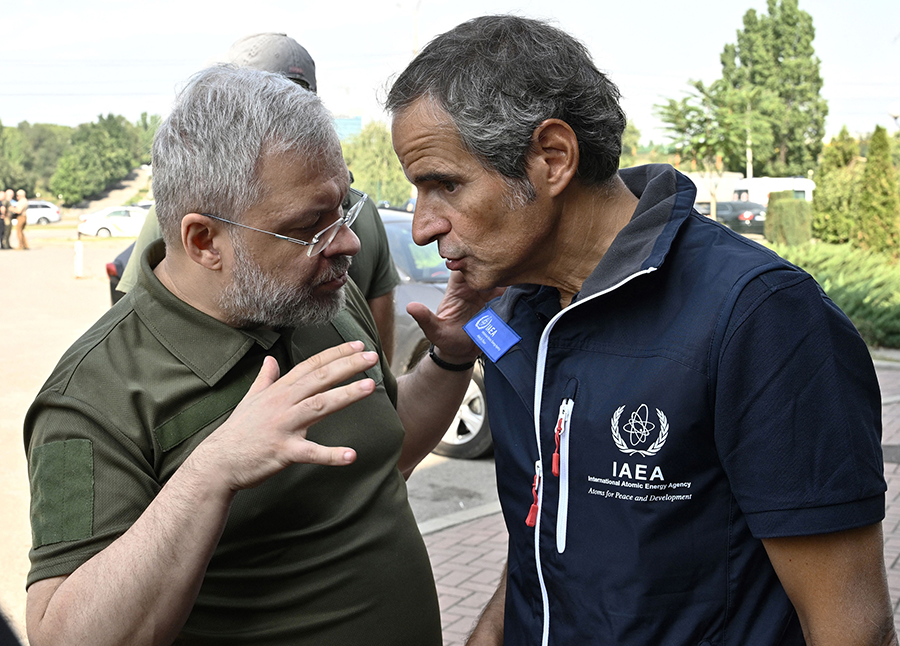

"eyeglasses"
[203,189,368,257]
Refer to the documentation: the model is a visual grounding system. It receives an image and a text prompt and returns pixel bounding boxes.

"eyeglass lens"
[307,196,365,257]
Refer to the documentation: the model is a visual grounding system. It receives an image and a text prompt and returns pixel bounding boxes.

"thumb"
[407,301,440,339]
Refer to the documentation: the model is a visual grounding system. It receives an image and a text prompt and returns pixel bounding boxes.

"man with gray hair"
[388,14,895,646]
[24,65,488,645]
[119,32,401,362]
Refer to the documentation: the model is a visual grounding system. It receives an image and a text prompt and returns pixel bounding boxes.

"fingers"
[246,355,281,398]
[286,441,357,467]
[290,374,377,429]
[281,377,375,467]
[282,340,376,386]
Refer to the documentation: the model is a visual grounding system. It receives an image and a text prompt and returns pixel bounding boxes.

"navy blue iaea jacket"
[481,164,885,646]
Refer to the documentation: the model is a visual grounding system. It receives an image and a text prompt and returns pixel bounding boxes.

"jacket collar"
[132,239,281,387]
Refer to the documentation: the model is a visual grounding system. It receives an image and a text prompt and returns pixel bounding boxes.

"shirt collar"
[131,239,282,386]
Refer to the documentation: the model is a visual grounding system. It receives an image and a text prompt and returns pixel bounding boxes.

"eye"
[441,180,458,193]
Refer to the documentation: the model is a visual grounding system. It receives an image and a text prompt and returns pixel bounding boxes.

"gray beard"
[218,233,351,329]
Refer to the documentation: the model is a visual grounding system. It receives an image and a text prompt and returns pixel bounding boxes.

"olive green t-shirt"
[25,240,440,645]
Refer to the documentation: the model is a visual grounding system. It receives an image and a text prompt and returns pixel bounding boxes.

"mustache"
[316,255,352,284]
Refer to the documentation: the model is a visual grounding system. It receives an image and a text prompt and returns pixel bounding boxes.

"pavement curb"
[418,501,503,536]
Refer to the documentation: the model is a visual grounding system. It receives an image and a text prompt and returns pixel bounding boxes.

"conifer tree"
[812,127,861,243]
[855,125,900,255]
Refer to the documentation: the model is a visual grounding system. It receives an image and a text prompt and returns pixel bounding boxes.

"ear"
[181,213,225,271]
[529,119,579,198]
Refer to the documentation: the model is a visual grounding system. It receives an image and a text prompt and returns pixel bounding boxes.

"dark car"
[106,210,493,460]
[106,242,134,305]
[697,200,767,234]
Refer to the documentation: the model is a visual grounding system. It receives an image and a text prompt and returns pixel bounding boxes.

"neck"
[544,175,638,308]
[154,254,230,323]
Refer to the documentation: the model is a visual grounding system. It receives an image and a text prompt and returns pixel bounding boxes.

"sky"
[1,0,898,146]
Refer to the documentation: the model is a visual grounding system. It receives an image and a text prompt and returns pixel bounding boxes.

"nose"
[323,221,360,258]
[411,202,450,247]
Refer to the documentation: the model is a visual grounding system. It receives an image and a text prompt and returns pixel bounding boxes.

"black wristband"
[428,344,476,371]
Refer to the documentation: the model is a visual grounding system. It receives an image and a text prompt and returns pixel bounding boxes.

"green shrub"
[812,132,861,244]
[855,125,900,255]
[773,242,900,348]
[765,191,812,246]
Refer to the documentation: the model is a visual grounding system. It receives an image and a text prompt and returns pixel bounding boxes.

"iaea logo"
[475,314,494,332]
[610,404,669,456]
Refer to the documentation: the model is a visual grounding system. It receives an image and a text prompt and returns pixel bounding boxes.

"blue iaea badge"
[464,307,521,362]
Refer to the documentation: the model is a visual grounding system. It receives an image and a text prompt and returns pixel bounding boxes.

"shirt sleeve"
[713,268,886,539]
[25,390,162,586]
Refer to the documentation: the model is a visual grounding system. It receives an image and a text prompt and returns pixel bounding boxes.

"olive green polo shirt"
[25,240,441,645]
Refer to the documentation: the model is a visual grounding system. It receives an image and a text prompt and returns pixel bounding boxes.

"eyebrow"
[413,171,458,185]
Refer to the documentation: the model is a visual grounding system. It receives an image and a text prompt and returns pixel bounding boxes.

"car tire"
[37,217,49,225]
[432,363,493,459]
[97,228,111,237]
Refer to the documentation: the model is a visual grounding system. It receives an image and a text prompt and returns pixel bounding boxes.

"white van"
[732,177,815,206]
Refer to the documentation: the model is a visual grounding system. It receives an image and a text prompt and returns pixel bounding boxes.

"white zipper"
[531,266,657,646]
[555,398,574,554]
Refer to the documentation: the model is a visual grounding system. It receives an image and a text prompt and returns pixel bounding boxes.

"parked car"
[20,200,62,225]
[106,209,495,460]
[379,208,492,459]
[696,200,767,235]
[78,206,148,238]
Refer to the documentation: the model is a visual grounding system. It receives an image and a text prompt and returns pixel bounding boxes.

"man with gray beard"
[23,66,490,646]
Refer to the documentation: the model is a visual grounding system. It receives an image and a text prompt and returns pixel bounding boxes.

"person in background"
[0,189,9,250]
[119,33,400,362]
[388,15,896,646]
[2,189,16,249]
[12,190,28,250]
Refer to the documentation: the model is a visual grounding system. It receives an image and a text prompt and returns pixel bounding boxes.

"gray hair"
[386,15,626,190]
[152,65,341,247]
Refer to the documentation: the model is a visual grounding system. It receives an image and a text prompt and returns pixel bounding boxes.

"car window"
[383,220,450,283]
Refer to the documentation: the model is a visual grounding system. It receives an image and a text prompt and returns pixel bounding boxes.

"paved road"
[0,234,122,640]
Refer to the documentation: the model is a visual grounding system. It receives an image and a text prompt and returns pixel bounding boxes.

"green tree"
[341,121,412,207]
[50,114,143,205]
[135,112,162,165]
[14,122,73,196]
[620,121,641,169]
[719,0,828,176]
[0,123,28,192]
[659,0,827,178]
[654,80,744,216]
[855,125,900,255]
[812,127,861,243]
